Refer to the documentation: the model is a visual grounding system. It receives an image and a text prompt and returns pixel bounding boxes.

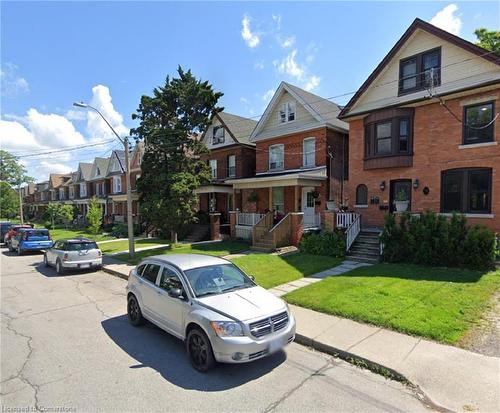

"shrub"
[381,211,496,270]
[111,223,128,238]
[299,230,345,258]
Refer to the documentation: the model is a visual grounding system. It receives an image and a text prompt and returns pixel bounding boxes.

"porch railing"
[270,213,292,248]
[336,212,357,229]
[252,212,273,245]
[304,213,321,228]
[237,212,265,226]
[345,213,361,252]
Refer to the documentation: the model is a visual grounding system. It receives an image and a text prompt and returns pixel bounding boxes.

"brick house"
[339,18,500,234]
[106,149,127,222]
[73,162,93,216]
[197,111,257,229]
[88,157,111,220]
[228,82,349,248]
[129,141,144,222]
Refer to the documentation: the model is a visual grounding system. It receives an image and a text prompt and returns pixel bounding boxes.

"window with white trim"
[212,126,225,144]
[269,144,284,170]
[59,188,65,200]
[278,101,296,124]
[227,155,236,178]
[113,176,122,193]
[303,138,315,167]
[79,183,87,198]
[209,159,217,179]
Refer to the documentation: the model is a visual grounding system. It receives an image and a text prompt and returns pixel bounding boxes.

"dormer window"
[212,126,225,144]
[399,48,441,95]
[278,102,296,124]
[96,167,101,176]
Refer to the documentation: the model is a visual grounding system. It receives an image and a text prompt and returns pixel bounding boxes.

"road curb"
[293,333,453,413]
[102,266,129,280]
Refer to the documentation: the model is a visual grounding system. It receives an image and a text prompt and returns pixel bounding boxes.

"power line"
[13,139,115,158]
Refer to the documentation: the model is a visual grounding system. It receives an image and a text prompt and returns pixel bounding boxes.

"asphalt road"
[1,247,432,413]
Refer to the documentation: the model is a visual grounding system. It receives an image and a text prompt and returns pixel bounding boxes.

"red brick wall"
[346,89,500,232]
[201,144,256,180]
[241,188,269,213]
[255,127,329,173]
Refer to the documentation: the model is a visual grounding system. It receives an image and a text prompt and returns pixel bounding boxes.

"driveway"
[1,248,430,412]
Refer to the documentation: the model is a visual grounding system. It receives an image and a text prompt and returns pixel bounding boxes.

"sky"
[1,1,499,181]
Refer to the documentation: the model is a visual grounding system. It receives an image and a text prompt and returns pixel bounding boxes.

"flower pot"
[394,200,409,212]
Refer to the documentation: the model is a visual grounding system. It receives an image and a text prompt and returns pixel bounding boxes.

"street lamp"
[73,102,135,258]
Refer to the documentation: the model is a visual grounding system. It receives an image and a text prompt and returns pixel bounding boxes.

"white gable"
[202,116,237,150]
[350,28,500,116]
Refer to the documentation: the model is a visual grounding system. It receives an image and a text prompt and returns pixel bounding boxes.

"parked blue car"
[10,228,54,255]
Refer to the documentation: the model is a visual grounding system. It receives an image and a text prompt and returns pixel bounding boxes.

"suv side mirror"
[168,288,184,299]
[249,275,256,282]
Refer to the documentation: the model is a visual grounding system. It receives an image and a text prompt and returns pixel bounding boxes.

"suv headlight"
[210,321,244,337]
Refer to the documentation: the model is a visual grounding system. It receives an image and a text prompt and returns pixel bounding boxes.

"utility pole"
[18,186,24,224]
[73,102,135,258]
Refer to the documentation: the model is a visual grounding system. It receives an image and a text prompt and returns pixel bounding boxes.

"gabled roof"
[339,18,500,119]
[106,150,126,175]
[49,173,71,189]
[131,142,145,170]
[90,157,110,180]
[250,81,348,141]
[76,163,93,182]
[216,112,258,145]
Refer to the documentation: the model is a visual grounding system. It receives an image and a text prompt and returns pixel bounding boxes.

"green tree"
[0,182,20,218]
[46,203,61,229]
[0,150,34,224]
[131,67,221,242]
[59,204,74,229]
[474,28,500,55]
[87,197,102,235]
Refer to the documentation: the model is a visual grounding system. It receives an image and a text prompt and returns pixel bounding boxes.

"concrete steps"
[346,230,381,264]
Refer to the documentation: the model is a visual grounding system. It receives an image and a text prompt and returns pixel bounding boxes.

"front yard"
[230,254,343,289]
[113,240,251,265]
[284,263,500,344]
[98,238,170,254]
[49,227,114,242]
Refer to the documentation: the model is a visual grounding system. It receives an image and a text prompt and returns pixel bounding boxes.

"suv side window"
[159,266,183,293]
[136,264,147,276]
[142,264,161,284]
[54,241,64,250]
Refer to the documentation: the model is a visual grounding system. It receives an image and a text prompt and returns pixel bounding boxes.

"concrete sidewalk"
[101,260,499,412]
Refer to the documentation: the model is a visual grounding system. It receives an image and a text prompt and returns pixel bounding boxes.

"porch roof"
[227,166,327,189]
[195,184,233,194]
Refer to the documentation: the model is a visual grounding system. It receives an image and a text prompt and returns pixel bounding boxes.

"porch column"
[229,211,237,238]
[209,212,221,241]
[294,186,300,211]
[268,187,272,211]
[324,210,336,232]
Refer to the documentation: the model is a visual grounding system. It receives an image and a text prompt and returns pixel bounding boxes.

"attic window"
[279,102,296,124]
[96,167,101,176]
[212,126,225,144]
[399,48,441,95]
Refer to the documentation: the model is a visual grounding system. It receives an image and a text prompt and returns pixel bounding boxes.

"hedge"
[299,230,345,258]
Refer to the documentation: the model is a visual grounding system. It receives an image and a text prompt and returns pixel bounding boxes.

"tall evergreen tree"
[131,67,222,242]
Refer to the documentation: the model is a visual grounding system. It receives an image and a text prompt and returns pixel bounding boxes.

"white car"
[126,254,296,372]
[44,238,102,274]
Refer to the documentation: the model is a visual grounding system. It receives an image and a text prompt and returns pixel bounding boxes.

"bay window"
[441,168,492,214]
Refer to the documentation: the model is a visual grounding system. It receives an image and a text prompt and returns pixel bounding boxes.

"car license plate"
[80,263,90,268]
[268,336,285,354]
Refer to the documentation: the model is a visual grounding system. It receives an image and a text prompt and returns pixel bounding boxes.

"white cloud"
[0,119,42,152]
[273,49,321,91]
[1,63,29,97]
[430,4,462,35]
[31,161,74,180]
[86,84,129,140]
[262,89,276,102]
[254,61,265,70]
[65,109,87,121]
[241,14,260,48]
[272,14,281,30]
[277,35,295,49]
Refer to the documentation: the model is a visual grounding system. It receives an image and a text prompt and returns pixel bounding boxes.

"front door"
[390,180,412,213]
[301,187,316,227]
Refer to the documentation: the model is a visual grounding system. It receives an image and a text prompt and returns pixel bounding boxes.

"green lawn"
[98,238,170,254]
[284,263,500,344]
[230,254,343,289]
[48,228,114,242]
[113,240,250,265]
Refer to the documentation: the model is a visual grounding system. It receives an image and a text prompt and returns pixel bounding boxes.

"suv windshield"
[184,263,255,298]
[26,230,49,239]
[66,242,98,251]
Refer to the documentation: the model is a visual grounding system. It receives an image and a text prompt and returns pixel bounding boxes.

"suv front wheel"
[186,327,216,372]
[127,295,145,326]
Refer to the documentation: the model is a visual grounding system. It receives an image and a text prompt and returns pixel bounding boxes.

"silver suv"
[126,254,296,372]
[44,238,102,274]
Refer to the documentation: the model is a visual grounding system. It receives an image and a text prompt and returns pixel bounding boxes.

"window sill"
[440,213,494,219]
[458,141,497,150]
[354,204,368,208]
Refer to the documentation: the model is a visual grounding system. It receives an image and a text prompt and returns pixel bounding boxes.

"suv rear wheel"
[56,259,65,275]
[186,327,216,372]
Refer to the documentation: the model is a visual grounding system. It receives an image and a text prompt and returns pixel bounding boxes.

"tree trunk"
[171,230,178,244]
